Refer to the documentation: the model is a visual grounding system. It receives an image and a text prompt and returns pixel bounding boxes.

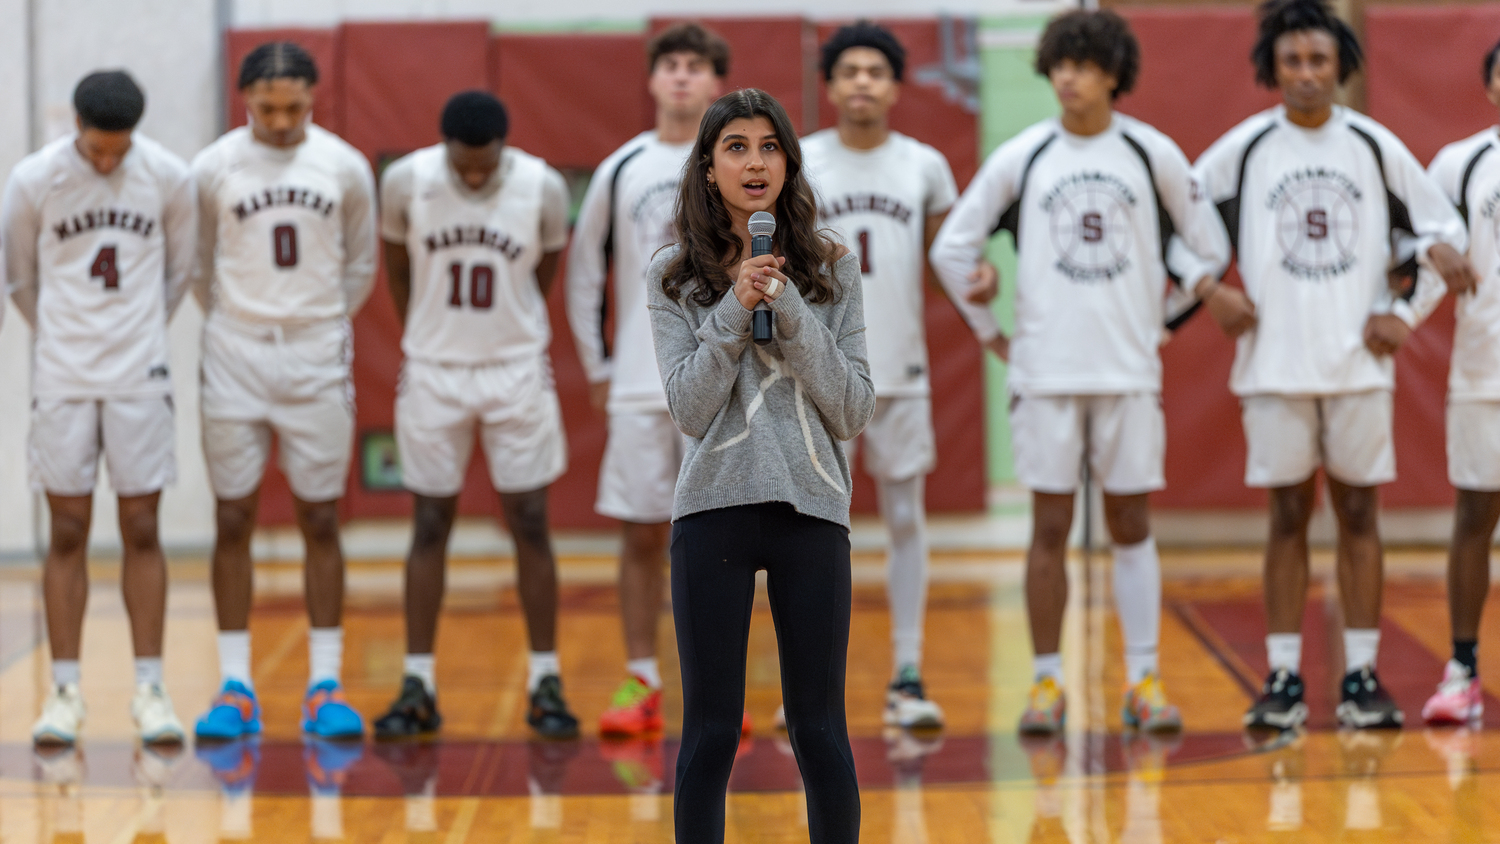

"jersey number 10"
[90,246,119,291]
[447,262,495,310]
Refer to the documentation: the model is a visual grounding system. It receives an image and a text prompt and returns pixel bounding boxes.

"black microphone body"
[749,212,776,345]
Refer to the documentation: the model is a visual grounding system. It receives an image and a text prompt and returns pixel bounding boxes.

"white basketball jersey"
[1431,127,1500,401]
[2,133,195,399]
[396,145,552,364]
[566,132,692,413]
[1196,106,1464,397]
[803,130,957,398]
[193,124,377,324]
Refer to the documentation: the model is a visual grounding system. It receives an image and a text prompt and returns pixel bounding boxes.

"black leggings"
[671,503,860,844]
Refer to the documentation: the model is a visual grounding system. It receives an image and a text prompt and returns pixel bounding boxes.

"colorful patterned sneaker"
[1121,673,1183,733]
[526,675,580,739]
[131,683,185,745]
[302,680,364,739]
[598,676,664,737]
[194,680,262,741]
[1018,677,1066,735]
[1336,666,1404,729]
[1422,660,1483,725]
[32,683,85,747]
[884,664,946,730]
[373,676,443,740]
[1244,669,1308,731]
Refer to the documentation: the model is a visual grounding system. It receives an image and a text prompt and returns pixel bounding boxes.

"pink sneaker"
[1422,661,1482,725]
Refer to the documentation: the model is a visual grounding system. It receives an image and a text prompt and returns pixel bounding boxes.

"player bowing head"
[441,91,508,190]
[238,41,319,148]
[72,70,145,175]
[820,21,905,127]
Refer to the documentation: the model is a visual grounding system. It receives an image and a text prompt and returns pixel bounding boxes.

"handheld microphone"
[749,211,776,346]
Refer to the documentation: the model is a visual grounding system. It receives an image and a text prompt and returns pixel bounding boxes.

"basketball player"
[931,9,1236,735]
[565,22,729,738]
[1194,0,1471,731]
[191,42,377,741]
[1419,38,1500,726]
[2,70,195,746]
[373,91,578,740]
[801,21,1005,730]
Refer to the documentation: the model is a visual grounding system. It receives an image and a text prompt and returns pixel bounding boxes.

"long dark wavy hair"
[660,89,842,307]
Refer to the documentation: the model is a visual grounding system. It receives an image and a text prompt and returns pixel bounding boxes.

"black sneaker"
[1244,669,1308,730]
[373,676,442,740]
[527,675,580,739]
[1335,666,1404,729]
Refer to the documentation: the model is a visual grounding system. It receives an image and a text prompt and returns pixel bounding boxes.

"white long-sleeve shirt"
[1195,106,1466,397]
[565,132,690,414]
[192,124,377,324]
[381,144,569,365]
[803,128,975,397]
[2,133,196,399]
[931,114,1229,395]
[1430,126,1500,401]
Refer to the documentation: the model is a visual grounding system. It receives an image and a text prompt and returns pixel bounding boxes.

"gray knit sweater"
[647,248,875,528]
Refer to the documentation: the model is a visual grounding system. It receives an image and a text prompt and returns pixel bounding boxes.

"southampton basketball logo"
[631,179,679,247]
[1040,172,1137,282]
[1267,168,1361,280]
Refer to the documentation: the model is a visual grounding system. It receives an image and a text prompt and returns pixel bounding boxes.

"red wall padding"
[225,18,990,527]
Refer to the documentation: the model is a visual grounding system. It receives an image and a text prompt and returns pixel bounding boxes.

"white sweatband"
[765,278,781,297]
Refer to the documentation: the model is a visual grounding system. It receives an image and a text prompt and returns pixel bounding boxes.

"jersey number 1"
[448,263,495,310]
[857,229,872,274]
[90,246,119,291]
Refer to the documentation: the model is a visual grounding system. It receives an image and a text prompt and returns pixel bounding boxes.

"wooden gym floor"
[0,546,1496,842]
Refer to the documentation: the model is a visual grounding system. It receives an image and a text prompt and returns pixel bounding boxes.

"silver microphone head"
[748,211,776,237]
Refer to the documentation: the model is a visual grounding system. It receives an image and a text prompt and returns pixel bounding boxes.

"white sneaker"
[885,666,945,730]
[131,683,186,745]
[33,683,85,746]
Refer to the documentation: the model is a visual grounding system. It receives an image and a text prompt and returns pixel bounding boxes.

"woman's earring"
[707,179,719,193]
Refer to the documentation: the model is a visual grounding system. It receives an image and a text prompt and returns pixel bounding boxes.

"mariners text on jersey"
[422,224,524,260]
[818,192,915,224]
[53,208,156,241]
[231,185,336,221]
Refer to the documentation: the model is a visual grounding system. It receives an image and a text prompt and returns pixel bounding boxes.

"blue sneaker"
[303,737,364,795]
[194,680,262,741]
[194,736,261,794]
[302,680,364,739]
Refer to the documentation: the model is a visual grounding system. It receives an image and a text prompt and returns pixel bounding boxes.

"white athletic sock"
[1033,652,1063,685]
[404,653,436,694]
[880,476,929,672]
[217,630,252,689]
[134,657,163,687]
[52,659,81,688]
[1112,537,1162,686]
[1267,633,1302,675]
[1344,628,1380,673]
[627,657,661,690]
[528,651,560,693]
[308,627,344,688]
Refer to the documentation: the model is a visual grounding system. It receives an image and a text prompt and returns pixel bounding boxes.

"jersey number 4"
[447,262,495,310]
[90,246,119,290]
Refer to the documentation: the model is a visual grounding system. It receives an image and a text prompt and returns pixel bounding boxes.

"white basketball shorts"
[842,396,936,482]
[596,409,684,523]
[29,396,176,497]
[1009,392,1165,496]
[1448,399,1500,491]
[1240,390,1395,489]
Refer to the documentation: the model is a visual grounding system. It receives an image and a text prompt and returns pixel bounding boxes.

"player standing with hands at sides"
[802,21,1007,731]
[931,10,1237,736]
[1418,39,1500,725]
[648,89,873,843]
[566,22,730,738]
[2,70,196,746]
[191,42,377,741]
[1194,0,1471,731]
[373,91,578,740]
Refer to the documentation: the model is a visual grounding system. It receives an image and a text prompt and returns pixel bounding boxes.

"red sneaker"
[599,677,663,737]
